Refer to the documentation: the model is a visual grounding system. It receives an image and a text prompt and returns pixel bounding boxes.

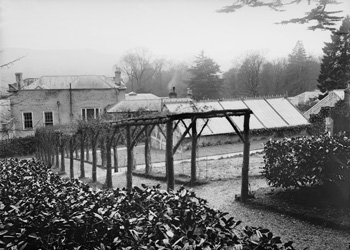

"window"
[44,112,53,126]
[81,108,100,120]
[23,112,33,129]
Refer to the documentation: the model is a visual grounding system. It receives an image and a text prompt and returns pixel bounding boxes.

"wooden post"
[166,121,175,191]
[60,143,65,173]
[80,133,85,178]
[55,145,59,169]
[113,144,118,173]
[100,137,106,168]
[85,137,90,161]
[69,137,74,179]
[190,118,197,186]
[92,138,97,182]
[126,125,133,191]
[241,113,251,202]
[106,137,113,188]
[145,125,152,175]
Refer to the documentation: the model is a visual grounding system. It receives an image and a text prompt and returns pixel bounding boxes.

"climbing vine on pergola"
[35,108,253,202]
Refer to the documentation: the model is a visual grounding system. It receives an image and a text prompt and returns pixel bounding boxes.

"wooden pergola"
[109,108,253,202]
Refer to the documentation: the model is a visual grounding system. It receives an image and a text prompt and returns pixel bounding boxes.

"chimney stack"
[169,86,177,98]
[15,72,23,90]
[114,68,121,86]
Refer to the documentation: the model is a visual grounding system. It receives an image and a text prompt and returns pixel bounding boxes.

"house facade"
[6,71,126,137]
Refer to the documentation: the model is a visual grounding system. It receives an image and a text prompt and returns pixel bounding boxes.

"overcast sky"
[1,0,350,71]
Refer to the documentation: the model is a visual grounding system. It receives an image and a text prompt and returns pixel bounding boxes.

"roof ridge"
[40,74,107,77]
[96,75,115,88]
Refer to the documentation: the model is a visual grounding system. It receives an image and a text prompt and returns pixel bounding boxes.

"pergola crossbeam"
[173,119,195,155]
[225,114,245,143]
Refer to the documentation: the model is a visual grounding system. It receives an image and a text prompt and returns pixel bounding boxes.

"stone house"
[6,71,126,137]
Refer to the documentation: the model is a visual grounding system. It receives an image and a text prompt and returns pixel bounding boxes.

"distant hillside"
[0,48,121,94]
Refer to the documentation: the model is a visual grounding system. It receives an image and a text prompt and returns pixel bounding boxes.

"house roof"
[23,75,125,90]
[107,93,162,112]
[288,89,321,106]
[164,97,309,136]
[304,89,345,119]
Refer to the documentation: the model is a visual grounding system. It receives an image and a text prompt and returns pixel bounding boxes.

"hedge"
[0,136,36,158]
[263,133,350,189]
[0,158,295,250]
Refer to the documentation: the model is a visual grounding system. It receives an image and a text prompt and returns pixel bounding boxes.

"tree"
[222,67,239,98]
[187,51,223,100]
[217,0,344,31]
[236,52,265,97]
[317,16,350,92]
[119,48,157,92]
[284,41,320,96]
[259,58,288,96]
[0,50,27,69]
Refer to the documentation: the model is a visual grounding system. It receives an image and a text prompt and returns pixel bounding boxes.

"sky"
[1,0,350,72]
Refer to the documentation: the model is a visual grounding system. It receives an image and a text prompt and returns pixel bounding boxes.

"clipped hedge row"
[0,136,36,158]
[263,133,350,189]
[0,159,295,250]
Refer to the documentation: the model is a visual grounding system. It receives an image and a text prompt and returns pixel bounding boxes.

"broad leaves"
[0,158,295,249]
[263,133,350,188]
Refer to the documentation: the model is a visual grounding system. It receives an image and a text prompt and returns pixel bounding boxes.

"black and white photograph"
[1,0,350,249]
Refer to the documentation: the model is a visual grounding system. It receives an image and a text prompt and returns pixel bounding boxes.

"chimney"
[15,72,23,90]
[186,88,193,99]
[169,86,177,98]
[114,68,121,86]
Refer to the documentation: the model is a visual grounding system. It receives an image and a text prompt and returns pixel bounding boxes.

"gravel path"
[107,174,350,250]
[193,178,350,250]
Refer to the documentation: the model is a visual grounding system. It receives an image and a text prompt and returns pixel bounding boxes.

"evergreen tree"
[317,16,350,92]
[285,41,319,96]
[187,51,223,100]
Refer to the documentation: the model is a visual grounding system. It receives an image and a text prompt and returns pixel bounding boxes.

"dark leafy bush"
[0,136,36,158]
[0,158,295,250]
[263,133,350,188]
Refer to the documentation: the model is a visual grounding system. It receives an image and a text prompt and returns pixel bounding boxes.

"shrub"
[0,158,295,250]
[263,133,350,189]
[0,136,36,158]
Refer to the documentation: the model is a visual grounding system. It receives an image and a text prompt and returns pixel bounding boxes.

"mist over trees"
[220,41,320,99]
[284,41,320,96]
[119,48,190,97]
[0,44,321,100]
[117,43,320,100]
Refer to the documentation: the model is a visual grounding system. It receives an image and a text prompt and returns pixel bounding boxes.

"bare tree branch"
[0,52,28,69]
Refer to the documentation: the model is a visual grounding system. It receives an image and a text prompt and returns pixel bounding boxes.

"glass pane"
[23,113,33,129]
[44,112,53,126]
[87,109,95,119]
[82,109,86,120]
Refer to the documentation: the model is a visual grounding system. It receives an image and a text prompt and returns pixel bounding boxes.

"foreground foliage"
[0,159,295,250]
[263,134,350,189]
[0,136,36,158]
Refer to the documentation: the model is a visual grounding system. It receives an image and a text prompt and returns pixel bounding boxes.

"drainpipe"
[69,83,73,122]
[57,101,61,124]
